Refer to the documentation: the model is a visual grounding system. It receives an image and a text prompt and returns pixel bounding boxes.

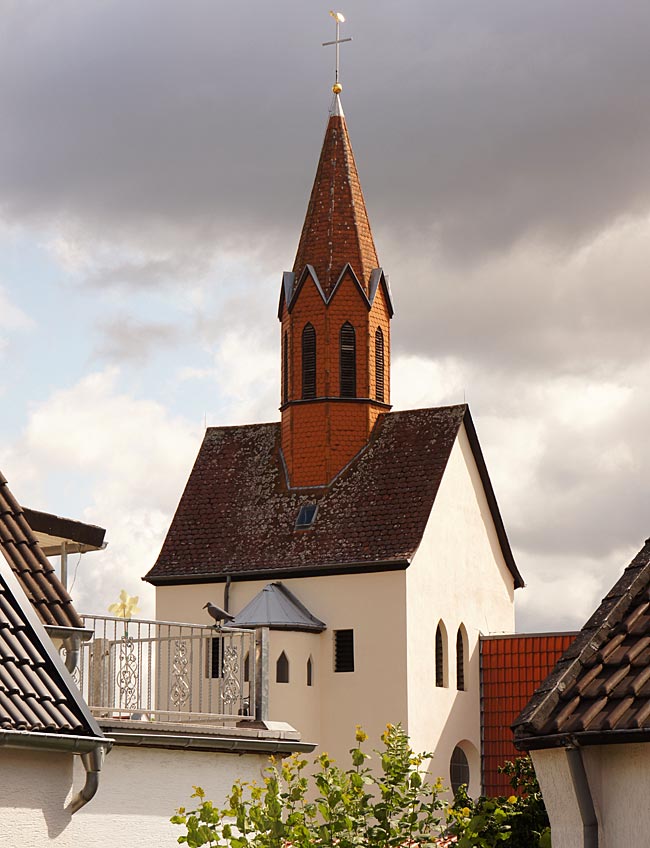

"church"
[144,84,524,797]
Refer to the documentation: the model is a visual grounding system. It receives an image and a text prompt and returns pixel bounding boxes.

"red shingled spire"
[292,97,379,296]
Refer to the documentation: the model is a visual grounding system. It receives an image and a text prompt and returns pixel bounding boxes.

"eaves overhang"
[144,557,411,587]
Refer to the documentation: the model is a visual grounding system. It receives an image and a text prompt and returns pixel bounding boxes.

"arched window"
[435,621,448,688]
[301,324,316,399]
[282,331,289,405]
[339,322,356,397]
[307,656,313,687]
[450,746,470,795]
[375,327,385,402]
[276,651,289,684]
[456,626,466,691]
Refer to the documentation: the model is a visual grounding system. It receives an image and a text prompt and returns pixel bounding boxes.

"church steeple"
[278,47,394,489]
[292,96,379,297]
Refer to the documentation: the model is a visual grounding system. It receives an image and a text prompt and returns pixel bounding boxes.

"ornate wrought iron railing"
[77,615,266,725]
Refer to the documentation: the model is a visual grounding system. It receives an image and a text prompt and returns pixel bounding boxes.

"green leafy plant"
[446,756,551,848]
[171,724,444,848]
[171,730,551,848]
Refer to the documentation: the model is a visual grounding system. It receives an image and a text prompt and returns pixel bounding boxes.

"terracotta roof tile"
[513,538,650,747]
[480,632,576,795]
[0,473,82,629]
[292,111,379,296]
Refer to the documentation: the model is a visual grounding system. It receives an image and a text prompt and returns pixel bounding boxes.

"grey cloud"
[94,315,181,364]
[2,1,650,263]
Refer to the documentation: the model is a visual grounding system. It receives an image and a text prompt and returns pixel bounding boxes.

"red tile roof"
[292,110,379,296]
[481,632,576,795]
[0,473,83,629]
[145,405,522,588]
[514,538,650,748]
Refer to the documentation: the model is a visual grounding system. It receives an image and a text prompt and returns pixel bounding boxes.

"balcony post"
[254,627,269,721]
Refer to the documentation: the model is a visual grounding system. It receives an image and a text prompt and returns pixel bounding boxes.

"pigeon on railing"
[203,602,235,628]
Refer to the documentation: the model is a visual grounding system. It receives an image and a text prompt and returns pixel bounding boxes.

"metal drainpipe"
[224,574,232,612]
[62,634,81,674]
[69,745,105,814]
[566,744,599,848]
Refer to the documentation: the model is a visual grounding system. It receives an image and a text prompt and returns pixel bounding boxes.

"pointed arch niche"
[276,651,290,684]
[307,655,314,687]
[435,621,448,688]
[456,624,468,691]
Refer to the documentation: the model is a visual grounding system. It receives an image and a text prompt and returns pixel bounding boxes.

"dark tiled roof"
[481,632,576,794]
[513,539,650,748]
[0,473,83,628]
[230,582,326,632]
[146,405,522,587]
[0,557,104,737]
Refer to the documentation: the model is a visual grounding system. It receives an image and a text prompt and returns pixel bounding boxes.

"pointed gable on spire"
[292,97,379,297]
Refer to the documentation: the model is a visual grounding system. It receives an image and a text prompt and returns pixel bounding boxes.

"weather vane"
[322,10,352,94]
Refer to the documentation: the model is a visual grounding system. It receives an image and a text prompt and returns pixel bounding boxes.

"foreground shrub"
[171,726,550,847]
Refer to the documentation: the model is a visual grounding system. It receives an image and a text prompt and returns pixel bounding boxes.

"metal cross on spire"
[322,10,352,95]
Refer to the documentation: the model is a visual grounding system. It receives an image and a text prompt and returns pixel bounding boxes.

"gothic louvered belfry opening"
[340,322,356,397]
[456,628,465,691]
[282,331,289,405]
[375,327,385,402]
[302,323,316,399]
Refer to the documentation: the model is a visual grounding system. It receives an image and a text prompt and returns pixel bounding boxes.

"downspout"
[566,743,598,848]
[69,745,106,814]
[224,574,232,612]
[62,633,81,674]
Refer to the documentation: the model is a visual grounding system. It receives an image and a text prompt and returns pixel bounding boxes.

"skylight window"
[295,503,318,529]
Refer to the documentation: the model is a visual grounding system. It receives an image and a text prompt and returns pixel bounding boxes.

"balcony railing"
[77,615,268,725]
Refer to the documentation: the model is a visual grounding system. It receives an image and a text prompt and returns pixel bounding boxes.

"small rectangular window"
[206,636,223,679]
[296,503,318,528]
[334,629,354,673]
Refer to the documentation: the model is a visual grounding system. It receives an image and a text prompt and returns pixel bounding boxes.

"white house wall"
[534,742,650,848]
[157,569,409,768]
[406,423,516,796]
[0,744,269,847]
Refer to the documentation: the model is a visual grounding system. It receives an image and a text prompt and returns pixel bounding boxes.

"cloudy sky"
[1,0,649,632]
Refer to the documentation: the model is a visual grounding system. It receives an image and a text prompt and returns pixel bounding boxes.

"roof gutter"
[0,729,112,814]
[566,743,598,848]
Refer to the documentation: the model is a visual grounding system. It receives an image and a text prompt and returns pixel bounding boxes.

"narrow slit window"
[243,651,250,683]
[435,623,448,688]
[282,330,289,405]
[375,327,385,402]
[206,636,224,679]
[302,323,316,399]
[456,627,466,691]
[339,322,356,397]
[334,629,354,672]
[307,656,313,686]
[276,651,289,683]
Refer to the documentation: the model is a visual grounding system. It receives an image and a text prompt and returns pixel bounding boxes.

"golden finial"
[322,11,351,96]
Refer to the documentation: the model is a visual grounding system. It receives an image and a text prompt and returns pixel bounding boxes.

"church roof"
[229,582,326,632]
[0,472,83,629]
[145,405,522,588]
[513,537,650,749]
[291,102,379,296]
